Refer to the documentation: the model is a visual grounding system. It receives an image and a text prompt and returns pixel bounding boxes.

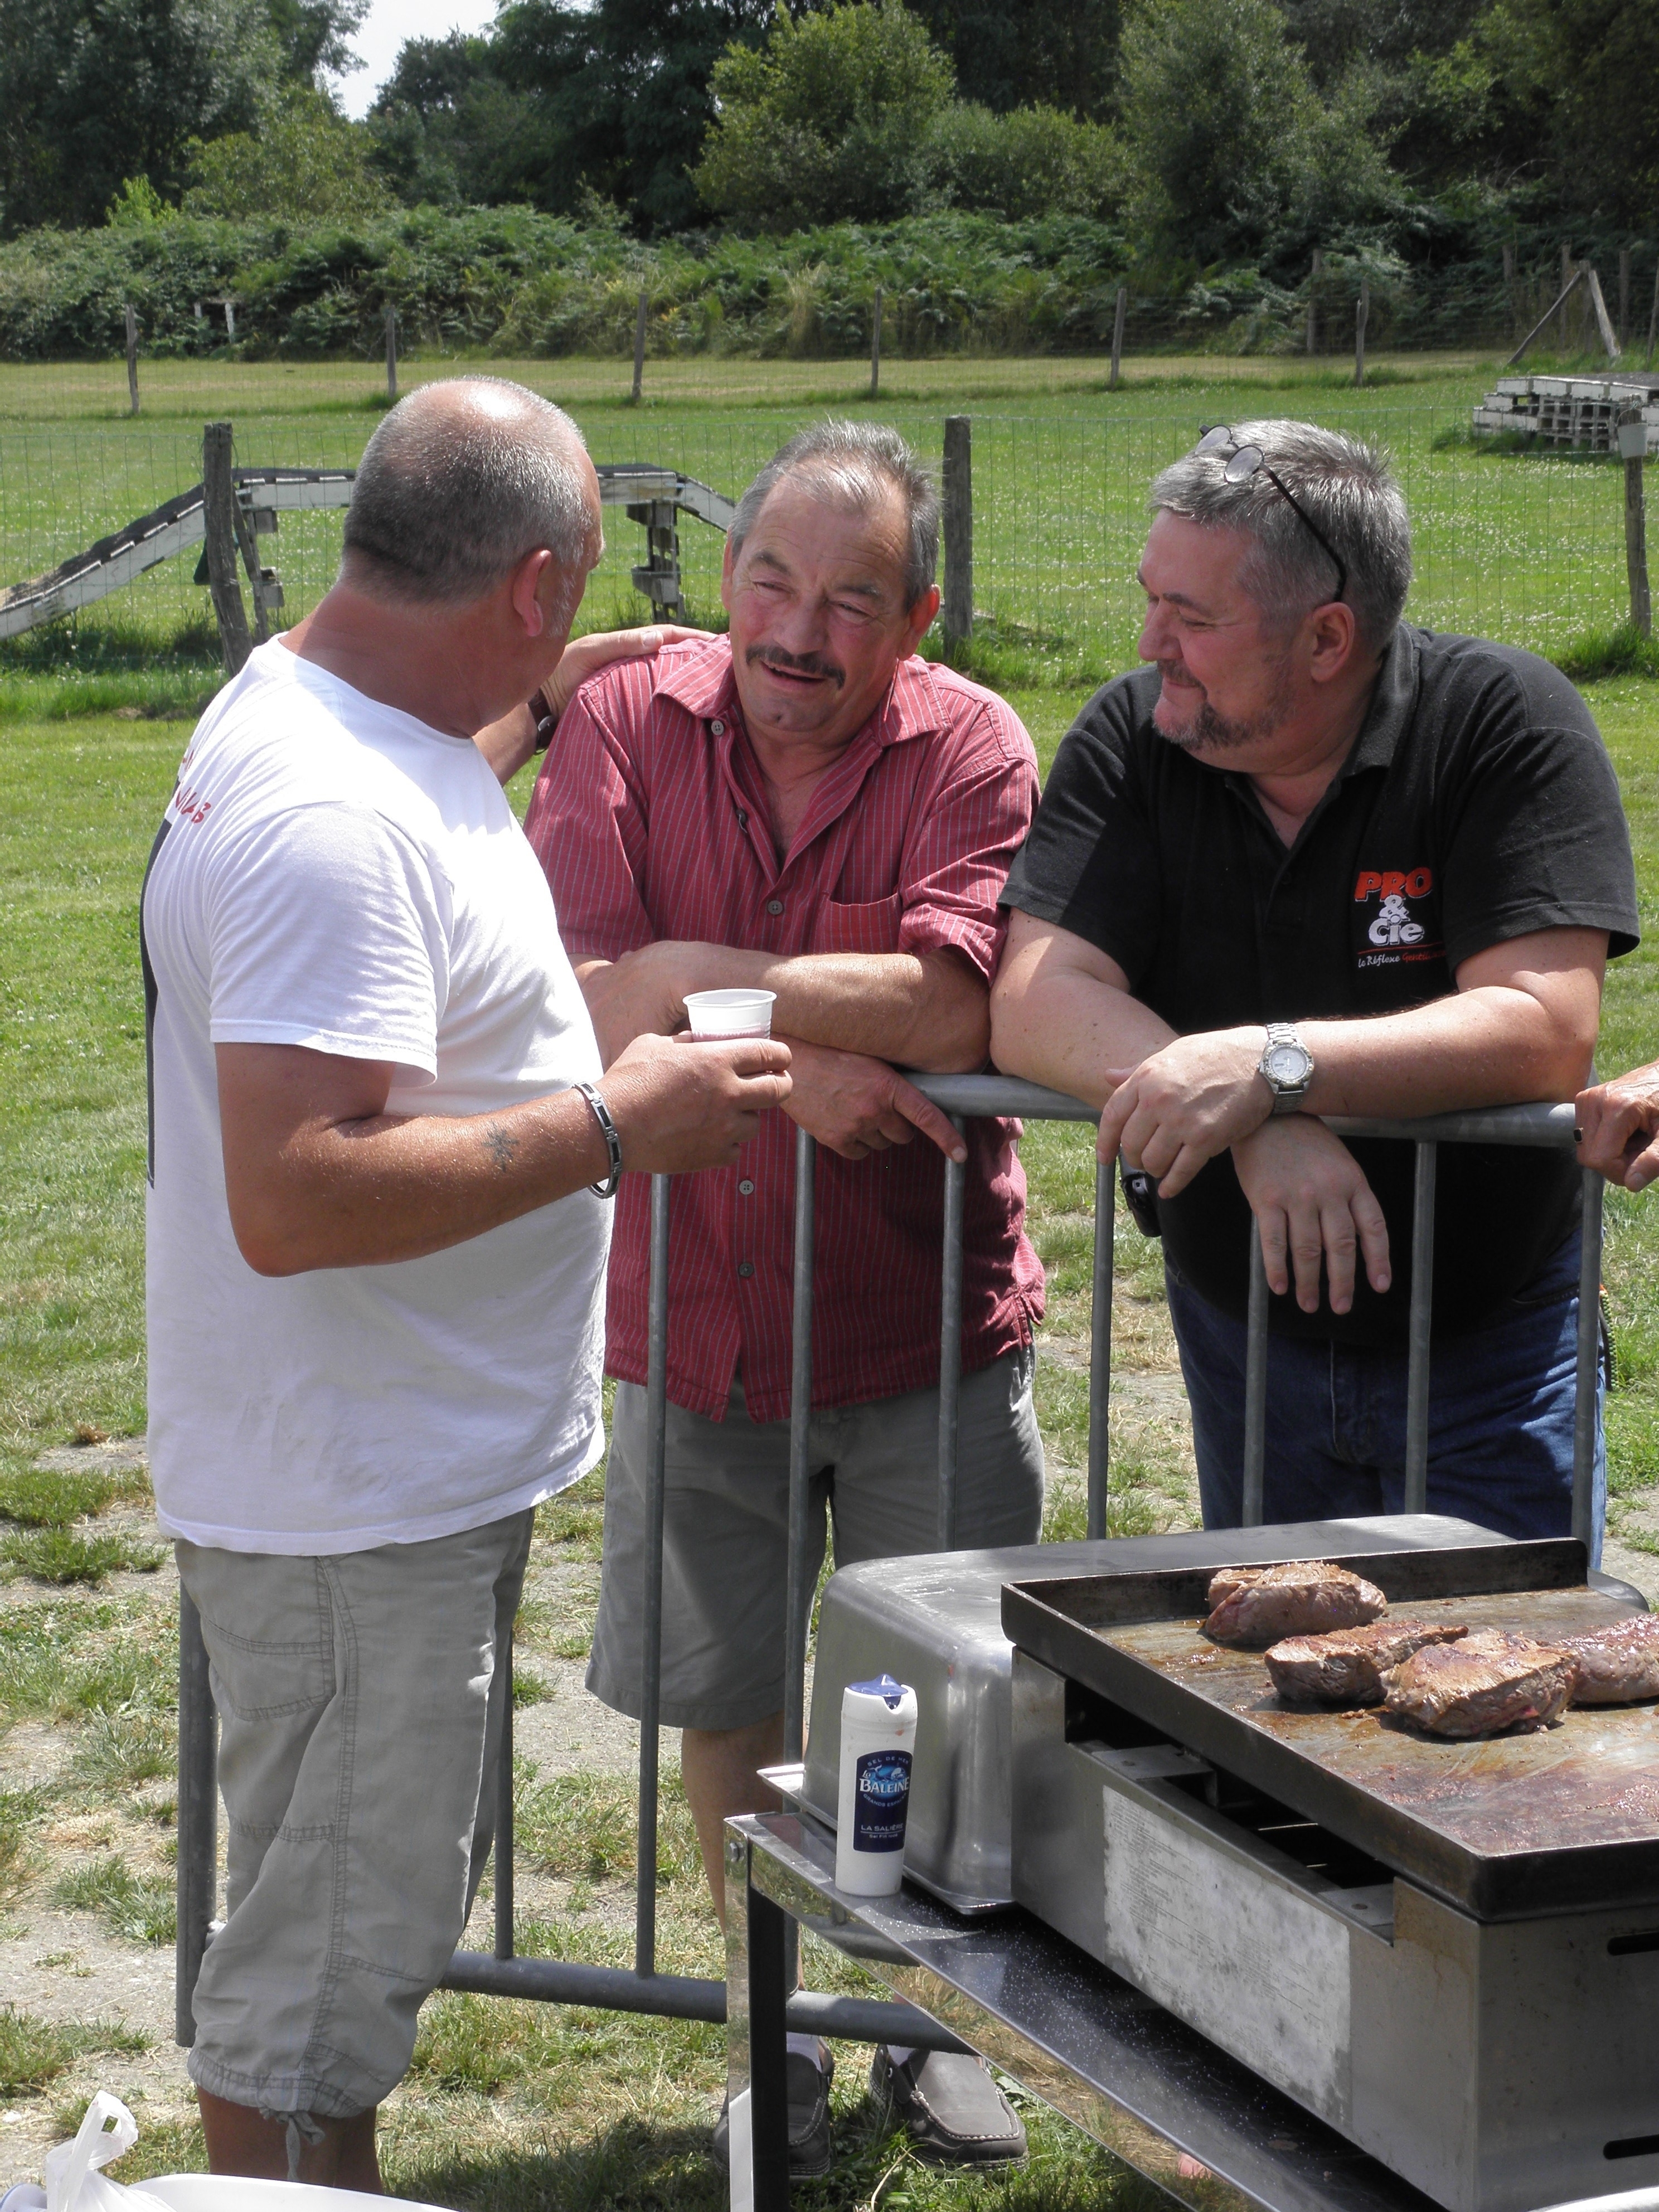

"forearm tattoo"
[483,1122,518,1172]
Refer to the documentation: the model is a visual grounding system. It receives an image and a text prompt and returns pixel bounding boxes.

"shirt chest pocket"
[812,891,905,955]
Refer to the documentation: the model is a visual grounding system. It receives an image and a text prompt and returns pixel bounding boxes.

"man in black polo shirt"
[991,419,1638,1548]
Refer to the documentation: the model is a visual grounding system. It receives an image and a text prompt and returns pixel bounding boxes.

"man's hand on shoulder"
[544,622,709,722]
[1232,1119,1391,1316]
[780,1039,967,1163]
[1098,1026,1273,1195]
[601,1032,792,1176]
[1578,1061,1659,1192]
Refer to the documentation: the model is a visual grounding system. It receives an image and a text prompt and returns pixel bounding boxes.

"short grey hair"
[730,420,939,608]
[342,376,595,605]
[1149,419,1411,653]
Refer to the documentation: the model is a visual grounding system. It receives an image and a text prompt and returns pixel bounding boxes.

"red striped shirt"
[523,637,1045,1421]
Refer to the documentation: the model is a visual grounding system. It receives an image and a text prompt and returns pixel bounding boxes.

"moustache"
[748,644,845,687]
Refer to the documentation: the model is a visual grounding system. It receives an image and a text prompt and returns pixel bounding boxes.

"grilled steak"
[1202,1560,1388,1649]
[1383,1628,1578,1737]
[1555,1614,1659,1705]
[1264,1621,1468,1706]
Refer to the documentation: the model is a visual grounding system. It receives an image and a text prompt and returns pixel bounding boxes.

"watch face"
[1264,1044,1311,1085]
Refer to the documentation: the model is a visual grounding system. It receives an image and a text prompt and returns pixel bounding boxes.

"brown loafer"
[871,2046,1027,2165]
[711,2043,835,2178]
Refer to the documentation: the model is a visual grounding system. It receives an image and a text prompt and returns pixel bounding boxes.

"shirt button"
[738,1178,755,1196]
[766,898,784,915]
[737,1260,755,1278]
[711,717,725,736]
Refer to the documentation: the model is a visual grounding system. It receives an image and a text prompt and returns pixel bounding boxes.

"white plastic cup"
[684,988,775,1039]
[835,1673,918,1896]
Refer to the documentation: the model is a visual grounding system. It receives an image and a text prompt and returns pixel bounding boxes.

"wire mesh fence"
[0,357,1647,673]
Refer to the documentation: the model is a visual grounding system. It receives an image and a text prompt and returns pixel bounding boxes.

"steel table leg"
[1241,1225,1269,1526]
[726,1823,790,2210]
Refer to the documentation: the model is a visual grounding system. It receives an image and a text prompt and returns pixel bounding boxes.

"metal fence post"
[1574,1168,1605,1553]
[174,1590,217,2047]
[635,1173,672,1980]
[494,1634,515,1961]
[1087,1157,1114,1539]
[937,1122,967,1549]
[1241,1225,1269,1525]
[1402,1141,1437,1513]
[784,1127,817,1762]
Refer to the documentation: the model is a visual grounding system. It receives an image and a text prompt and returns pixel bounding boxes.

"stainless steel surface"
[635,1172,671,1978]
[1244,1225,1269,1525]
[784,1125,816,1763]
[1403,1142,1437,1514]
[1003,1545,1659,1922]
[1010,1641,1659,2212]
[803,1517,1514,1912]
[1319,1102,1578,1146]
[731,1810,1447,2212]
[1088,1156,1113,1541]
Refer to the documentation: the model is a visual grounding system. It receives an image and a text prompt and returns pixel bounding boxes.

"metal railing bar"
[1574,1167,1605,1550]
[937,1117,967,1549]
[1087,1157,1114,1540]
[1402,1142,1438,1514]
[635,1172,672,1981]
[440,1951,968,2049]
[902,1071,1100,1123]
[1322,1102,1578,1147]
[174,1589,217,2049]
[784,1127,816,1765]
[1242,1226,1269,1526]
[494,1639,515,1961]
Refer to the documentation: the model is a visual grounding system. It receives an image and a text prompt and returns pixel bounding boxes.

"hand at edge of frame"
[596,1030,790,1177]
[1097,1026,1270,1197]
[1231,1117,1391,1317]
[1577,1063,1659,1192]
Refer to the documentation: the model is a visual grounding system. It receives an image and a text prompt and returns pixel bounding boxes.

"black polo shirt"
[1001,625,1639,1345]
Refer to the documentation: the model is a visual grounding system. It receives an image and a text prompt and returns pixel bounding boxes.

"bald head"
[341,376,599,607]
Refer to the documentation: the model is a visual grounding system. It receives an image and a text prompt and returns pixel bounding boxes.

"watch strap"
[531,687,559,753]
[573,1080,622,1197]
[1260,1021,1314,1115]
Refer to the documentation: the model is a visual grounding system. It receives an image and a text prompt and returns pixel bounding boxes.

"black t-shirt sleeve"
[1000,675,1165,987]
[1436,653,1638,969]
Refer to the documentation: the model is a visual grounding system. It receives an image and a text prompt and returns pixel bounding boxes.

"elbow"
[905,995,990,1075]
[987,981,1036,1081]
[227,1199,314,1278]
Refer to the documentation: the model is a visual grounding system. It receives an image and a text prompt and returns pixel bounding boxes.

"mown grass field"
[2,351,1658,2207]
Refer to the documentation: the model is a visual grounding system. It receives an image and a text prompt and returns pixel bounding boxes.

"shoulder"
[566,633,731,743]
[904,657,1036,772]
[1409,629,1602,745]
[1045,666,1166,794]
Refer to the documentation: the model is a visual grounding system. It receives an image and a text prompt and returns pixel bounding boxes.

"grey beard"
[1156,673,1292,756]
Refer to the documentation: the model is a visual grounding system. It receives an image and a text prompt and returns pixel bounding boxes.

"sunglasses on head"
[1193,425,1348,609]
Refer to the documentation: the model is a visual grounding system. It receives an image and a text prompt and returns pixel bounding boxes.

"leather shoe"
[711,2044,835,2177]
[870,2046,1027,2164]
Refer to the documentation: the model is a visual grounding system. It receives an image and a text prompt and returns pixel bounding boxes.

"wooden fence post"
[1354,279,1369,389]
[1648,258,1659,370]
[1109,284,1127,391]
[632,291,647,405]
[202,421,252,676]
[1622,411,1652,639]
[1619,248,1631,347]
[870,285,882,401]
[124,303,139,416]
[385,305,397,404]
[942,415,972,648]
[1585,265,1622,361]
[1307,249,1322,355]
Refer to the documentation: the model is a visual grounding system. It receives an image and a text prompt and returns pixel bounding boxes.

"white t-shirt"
[143,638,610,1554]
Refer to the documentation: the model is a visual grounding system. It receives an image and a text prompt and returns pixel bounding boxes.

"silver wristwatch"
[1258,1022,1314,1114]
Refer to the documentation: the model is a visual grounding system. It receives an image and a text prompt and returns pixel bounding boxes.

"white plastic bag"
[42,2095,171,2212]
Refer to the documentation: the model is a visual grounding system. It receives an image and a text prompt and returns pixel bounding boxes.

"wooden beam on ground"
[1585,264,1622,362]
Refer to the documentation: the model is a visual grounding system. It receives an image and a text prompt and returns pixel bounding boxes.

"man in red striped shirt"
[522,421,1044,2172]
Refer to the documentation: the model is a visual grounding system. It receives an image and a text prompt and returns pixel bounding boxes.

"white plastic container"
[834,1673,918,1896]
[684,987,775,1038]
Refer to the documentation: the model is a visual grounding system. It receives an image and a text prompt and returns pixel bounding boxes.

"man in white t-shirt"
[144,376,790,2189]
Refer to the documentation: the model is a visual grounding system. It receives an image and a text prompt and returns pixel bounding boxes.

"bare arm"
[473,625,709,786]
[1578,1061,1659,1191]
[217,1031,790,1276]
[989,911,1175,1104]
[579,941,989,1074]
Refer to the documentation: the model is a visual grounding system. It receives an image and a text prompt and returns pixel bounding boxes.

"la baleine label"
[852,1748,913,1852]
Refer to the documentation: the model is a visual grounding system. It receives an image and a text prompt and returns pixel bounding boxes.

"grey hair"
[342,376,595,607]
[1149,419,1411,652]
[730,420,939,607]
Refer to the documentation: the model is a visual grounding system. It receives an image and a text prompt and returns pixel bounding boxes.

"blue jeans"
[1165,1236,1607,1563]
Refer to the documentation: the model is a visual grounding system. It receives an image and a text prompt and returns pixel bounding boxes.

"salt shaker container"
[835,1673,919,1895]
